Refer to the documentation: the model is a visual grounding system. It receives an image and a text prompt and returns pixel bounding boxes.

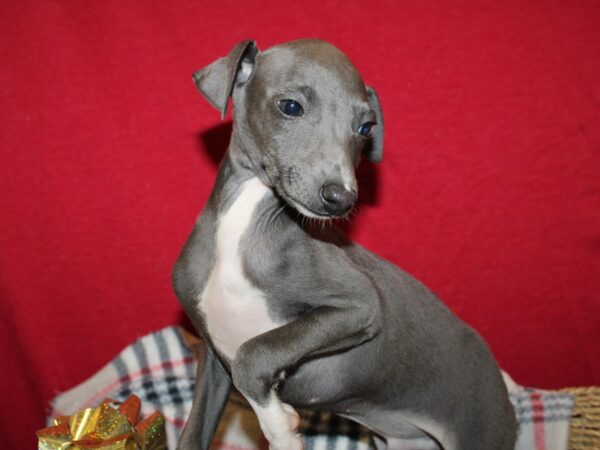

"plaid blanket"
[49,326,574,450]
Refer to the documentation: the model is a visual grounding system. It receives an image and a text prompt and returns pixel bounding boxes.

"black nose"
[320,184,357,215]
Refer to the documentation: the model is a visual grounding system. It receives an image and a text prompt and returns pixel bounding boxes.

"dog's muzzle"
[319,184,357,216]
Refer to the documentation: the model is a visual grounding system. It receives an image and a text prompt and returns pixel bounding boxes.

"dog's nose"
[320,184,357,215]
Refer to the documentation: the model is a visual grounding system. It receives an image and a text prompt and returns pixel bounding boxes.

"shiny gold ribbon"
[37,395,166,450]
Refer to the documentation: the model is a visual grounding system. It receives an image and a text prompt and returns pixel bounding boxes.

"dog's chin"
[273,187,332,220]
[289,200,334,220]
[286,195,354,221]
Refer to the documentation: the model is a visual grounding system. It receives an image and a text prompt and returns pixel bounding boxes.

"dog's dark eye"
[358,122,375,137]
[278,99,304,117]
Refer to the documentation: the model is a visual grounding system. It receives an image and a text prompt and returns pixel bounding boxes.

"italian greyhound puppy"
[173,39,516,450]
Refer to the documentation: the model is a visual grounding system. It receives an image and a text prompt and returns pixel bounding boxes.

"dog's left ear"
[365,86,384,163]
[193,40,258,119]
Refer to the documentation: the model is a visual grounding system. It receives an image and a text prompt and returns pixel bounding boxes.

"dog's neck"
[230,126,273,186]
[206,138,273,216]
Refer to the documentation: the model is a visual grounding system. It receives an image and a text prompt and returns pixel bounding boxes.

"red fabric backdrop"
[1,1,599,447]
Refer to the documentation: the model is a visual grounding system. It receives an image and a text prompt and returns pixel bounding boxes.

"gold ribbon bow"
[37,395,166,450]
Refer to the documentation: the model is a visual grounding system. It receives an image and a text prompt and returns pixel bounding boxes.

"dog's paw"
[268,432,304,450]
[281,402,301,431]
[263,403,302,450]
[244,391,304,450]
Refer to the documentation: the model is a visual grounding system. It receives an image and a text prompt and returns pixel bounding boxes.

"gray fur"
[173,39,516,450]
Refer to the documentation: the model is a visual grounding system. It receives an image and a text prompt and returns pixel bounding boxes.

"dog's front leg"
[232,303,381,450]
[177,343,232,450]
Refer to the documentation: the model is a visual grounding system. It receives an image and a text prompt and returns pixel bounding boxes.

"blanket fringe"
[561,387,600,449]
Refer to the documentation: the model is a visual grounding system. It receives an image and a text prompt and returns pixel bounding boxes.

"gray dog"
[173,39,516,450]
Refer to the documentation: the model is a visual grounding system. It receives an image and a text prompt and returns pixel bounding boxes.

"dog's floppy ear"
[193,40,258,119]
[365,86,384,163]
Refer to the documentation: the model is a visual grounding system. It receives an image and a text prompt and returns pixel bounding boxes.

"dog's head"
[193,39,383,219]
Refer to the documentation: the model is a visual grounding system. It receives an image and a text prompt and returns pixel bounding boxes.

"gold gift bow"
[37,395,166,450]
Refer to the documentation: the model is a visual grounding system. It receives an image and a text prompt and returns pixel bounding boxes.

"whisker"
[268,204,287,226]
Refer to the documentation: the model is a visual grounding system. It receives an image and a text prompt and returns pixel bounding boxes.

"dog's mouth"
[275,185,351,221]
[262,162,355,220]
[285,195,336,220]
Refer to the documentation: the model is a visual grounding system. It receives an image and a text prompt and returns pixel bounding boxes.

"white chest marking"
[198,177,280,361]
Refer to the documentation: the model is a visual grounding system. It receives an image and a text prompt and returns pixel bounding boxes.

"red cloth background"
[1,1,599,447]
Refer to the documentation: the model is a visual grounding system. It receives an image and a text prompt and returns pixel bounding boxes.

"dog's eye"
[358,122,375,137]
[278,99,304,117]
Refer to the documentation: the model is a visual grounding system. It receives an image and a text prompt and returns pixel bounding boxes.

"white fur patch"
[238,60,254,83]
[198,177,280,361]
[246,391,303,450]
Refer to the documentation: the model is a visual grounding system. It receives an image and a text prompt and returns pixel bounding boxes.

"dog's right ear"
[365,86,384,163]
[192,40,258,119]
